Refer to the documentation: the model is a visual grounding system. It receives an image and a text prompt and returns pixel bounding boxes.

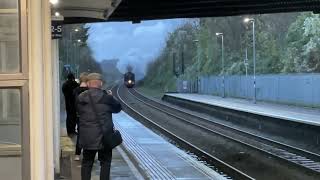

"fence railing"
[177,74,320,107]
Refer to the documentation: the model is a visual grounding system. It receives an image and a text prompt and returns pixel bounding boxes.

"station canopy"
[53,0,121,22]
[57,0,320,24]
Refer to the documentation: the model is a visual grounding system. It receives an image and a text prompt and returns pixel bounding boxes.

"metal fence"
[177,74,320,107]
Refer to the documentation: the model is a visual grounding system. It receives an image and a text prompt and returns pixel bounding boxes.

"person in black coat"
[73,72,89,161]
[76,73,122,180]
[62,73,79,136]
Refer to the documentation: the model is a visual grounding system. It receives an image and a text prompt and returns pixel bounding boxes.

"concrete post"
[52,39,61,174]
[28,0,54,179]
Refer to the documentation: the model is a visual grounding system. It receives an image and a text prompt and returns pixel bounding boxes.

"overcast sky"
[87,19,183,74]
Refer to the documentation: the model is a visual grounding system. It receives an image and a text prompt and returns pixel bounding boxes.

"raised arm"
[104,93,122,113]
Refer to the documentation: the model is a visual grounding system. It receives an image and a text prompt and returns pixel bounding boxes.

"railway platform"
[59,111,226,180]
[163,93,320,126]
[113,111,226,180]
[59,125,142,180]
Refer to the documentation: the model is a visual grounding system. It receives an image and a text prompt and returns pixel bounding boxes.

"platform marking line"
[130,89,230,179]
[119,126,175,179]
[174,148,228,180]
[117,87,246,179]
[117,124,175,179]
[114,112,228,180]
[114,120,176,179]
[116,146,145,180]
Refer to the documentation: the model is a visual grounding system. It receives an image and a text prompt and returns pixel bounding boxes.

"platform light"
[77,39,81,43]
[54,11,60,17]
[216,32,223,36]
[244,18,254,23]
[50,0,59,5]
[75,29,79,32]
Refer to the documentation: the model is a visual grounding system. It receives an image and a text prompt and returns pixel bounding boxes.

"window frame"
[0,80,29,179]
[0,0,30,179]
[0,0,28,80]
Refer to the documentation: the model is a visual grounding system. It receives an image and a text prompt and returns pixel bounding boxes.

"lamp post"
[178,30,187,75]
[74,39,82,78]
[172,52,177,77]
[244,47,249,99]
[244,47,248,77]
[193,39,200,93]
[244,18,256,103]
[216,32,225,98]
[67,28,79,73]
[193,39,200,74]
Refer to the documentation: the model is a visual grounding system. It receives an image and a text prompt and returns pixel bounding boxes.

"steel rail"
[130,88,320,174]
[116,85,255,180]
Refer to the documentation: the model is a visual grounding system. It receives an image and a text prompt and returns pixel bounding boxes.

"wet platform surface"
[60,113,143,180]
[165,93,320,126]
[113,112,226,180]
[70,146,142,180]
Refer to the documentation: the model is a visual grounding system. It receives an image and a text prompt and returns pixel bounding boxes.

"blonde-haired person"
[73,72,90,161]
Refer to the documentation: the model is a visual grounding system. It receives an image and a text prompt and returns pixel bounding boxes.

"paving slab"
[113,112,226,180]
[70,146,142,180]
[60,114,143,180]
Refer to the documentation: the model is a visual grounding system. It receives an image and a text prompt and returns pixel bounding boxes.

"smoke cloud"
[87,20,183,76]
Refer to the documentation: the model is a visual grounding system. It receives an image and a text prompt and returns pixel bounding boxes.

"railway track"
[116,85,320,179]
[129,88,320,174]
[115,85,254,180]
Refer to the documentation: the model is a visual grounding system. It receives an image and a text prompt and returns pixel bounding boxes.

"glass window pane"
[0,1,18,9]
[0,0,20,73]
[0,88,21,180]
[0,89,21,144]
[0,157,21,180]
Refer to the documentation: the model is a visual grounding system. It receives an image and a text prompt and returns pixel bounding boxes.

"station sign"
[51,21,63,39]
[51,16,64,39]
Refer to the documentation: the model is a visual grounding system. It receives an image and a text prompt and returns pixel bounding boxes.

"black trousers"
[75,125,81,155]
[66,110,77,135]
[81,148,112,180]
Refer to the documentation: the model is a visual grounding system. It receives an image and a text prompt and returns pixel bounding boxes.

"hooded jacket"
[76,88,122,150]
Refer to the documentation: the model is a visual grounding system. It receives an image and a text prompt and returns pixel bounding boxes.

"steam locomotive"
[124,72,135,88]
